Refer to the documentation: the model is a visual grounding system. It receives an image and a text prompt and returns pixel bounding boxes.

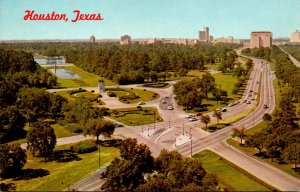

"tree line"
[0,42,241,84]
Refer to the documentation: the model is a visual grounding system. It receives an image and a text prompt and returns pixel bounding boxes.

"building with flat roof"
[120,35,131,45]
[290,30,300,43]
[199,27,210,43]
[250,31,272,48]
[34,55,66,65]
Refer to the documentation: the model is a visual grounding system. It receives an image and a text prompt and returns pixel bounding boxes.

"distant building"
[90,35,95,44]
[250,31,272,48]
[199,27,210,43]
[120,35,131,45]
[290,30,300,43]
[34,55,66,65]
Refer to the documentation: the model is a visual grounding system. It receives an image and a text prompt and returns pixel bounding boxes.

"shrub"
[68,89,87,95]
[72,140,98,154]
[91,90,95,93]
[107,92,116,97]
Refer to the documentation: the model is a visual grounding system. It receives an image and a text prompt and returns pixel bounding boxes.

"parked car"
[168,106,173,110]
[221,108,227,112]
[114,124,124,128]
[246,101,251,104]
[162,99,167,104]
[263,104,268,109]
[243,100,247,103]
[228,103,234,107]
[186,114,195,118]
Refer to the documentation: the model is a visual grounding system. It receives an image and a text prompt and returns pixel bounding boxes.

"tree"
[263,113,272,122]
[17,87,51,123]
[198,72,216,99]
[27,122,56,161]
[0,144,27,177]
[201,115,211,130]
[213,110,222,124]
[101,138,154,191]
[0,106,26,143]
[282,143,300,168]
[246,133,266,154]
[49,94,67,119]
[232,127,246,144]
[155,149,182,176]
[84,118,115,142]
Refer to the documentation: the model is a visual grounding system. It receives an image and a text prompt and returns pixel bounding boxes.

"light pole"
[154,111,156,131]
[148,126,149,136]
[169,120,171,129]
[98,144,100,166]
[182,123,185,135]
[190,134,193,157]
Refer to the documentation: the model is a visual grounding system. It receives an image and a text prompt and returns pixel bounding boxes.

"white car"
[162,99,167,104]
[167,106,173,110]
[188,117,198,122]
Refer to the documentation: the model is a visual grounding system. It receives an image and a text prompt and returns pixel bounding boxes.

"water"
[50,68,81,79]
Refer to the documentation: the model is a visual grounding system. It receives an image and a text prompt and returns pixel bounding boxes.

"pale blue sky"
[0,0,299,40]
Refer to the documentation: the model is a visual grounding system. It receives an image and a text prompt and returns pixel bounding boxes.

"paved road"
[46,53,300,191]
[279,46,300,68]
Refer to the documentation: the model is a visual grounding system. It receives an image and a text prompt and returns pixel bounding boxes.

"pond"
[50,68,81,79]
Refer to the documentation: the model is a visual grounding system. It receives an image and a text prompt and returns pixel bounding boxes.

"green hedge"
[72,140,98,154]
[68,88,87,95]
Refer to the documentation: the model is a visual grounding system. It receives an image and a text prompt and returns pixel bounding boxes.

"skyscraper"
[90,35,95,44]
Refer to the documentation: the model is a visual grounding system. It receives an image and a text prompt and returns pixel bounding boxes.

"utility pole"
[169,120,171,129]
[189,127,192,139]
[148,126,149,136]
[183,123,184,135]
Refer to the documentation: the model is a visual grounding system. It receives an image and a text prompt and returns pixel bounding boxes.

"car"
[188,117,198,122]
[165,96,169,99]
[162,99,167,104]
[248,94,252,97]
[246,101,251,104]
[243,100,247,103]
[250,90,253,92]
[137,106,142,109]
[234,101,240,105]
[254,92,258,95]
[221,108,227,112]
[186,114,195,118]
[263,104,268,109]
[228,103,234,107]
[252,98,255,101]
[168,106,173,110]
[114,124,124,128]
[138,101,145,105]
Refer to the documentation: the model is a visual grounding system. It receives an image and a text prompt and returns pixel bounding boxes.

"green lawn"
[108,107,163,126]
[107,87,160,104]
[1,142,119,191]
[46,65,115,88]
[193,150,275,191]
[227,138,300,179]
[213,73,239,100]
[56,90,105,105]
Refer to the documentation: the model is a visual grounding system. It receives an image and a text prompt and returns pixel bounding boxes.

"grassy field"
[227,138,300,179]
[107,87,160,104]
[108,107,163,126]
[55,90,105,105]
[46,65,115,88]
[1,142,119,191]
[193,150,275,191]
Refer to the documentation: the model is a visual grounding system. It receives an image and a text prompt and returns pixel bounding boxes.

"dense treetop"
[0,42,241,84]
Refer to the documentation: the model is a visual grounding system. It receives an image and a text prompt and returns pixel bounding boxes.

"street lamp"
[190,134,193,157]
[98,144,101,166]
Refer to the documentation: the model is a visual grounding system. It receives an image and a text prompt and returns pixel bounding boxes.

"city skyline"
[0,0,299,40]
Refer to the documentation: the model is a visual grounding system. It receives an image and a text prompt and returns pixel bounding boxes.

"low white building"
[34,55,66,65]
